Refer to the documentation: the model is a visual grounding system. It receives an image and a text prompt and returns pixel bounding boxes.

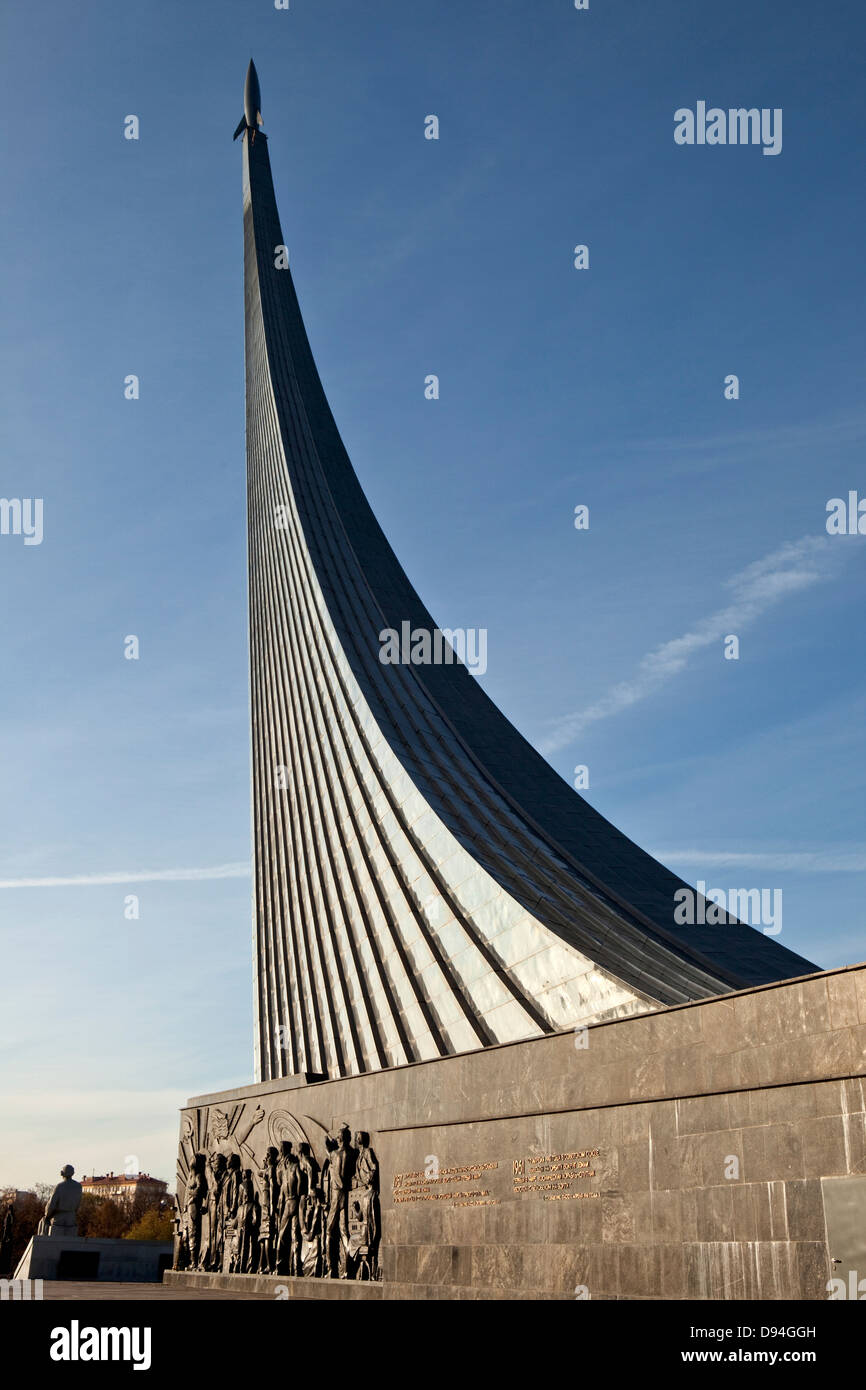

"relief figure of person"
[275,1141,302,1277]
[297,1141,323,1276]
[236,1169,259,1274]
[180,1153,208,1270]
[205,1152,227,1271]
[325,1125,356,1278]
[256,1146,279,1274]
[351,1131,380,1279]
[221,1153,242,1272]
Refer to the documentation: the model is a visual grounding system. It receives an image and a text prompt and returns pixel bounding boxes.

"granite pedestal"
[16,1236,172,1283]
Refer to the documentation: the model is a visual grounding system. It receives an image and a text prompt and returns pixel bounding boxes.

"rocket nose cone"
[244,59,261,126]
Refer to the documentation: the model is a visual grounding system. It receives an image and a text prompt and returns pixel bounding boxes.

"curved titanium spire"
[240,70,817,1081]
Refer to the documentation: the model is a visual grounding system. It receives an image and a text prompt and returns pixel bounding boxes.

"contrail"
[651,849,866,874]
[0,863,252,889]
[540,535,848,755]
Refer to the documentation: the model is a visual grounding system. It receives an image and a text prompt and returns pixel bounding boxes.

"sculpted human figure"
[275,1141,302,1276]
[351,1132,380,1279]
[297,1143,320,1235]
[170,1193,184,1270]
[252,1187,264,1272]
[224,1155,241,1217]
[205,1152,227,1271]
[41,1165,83,1238]
[255,1146,279,1274]
[325,1125,356,1278]
[297,1141,323,1275]
[353,1132,379,1194]
[320,1135,336,1276]
[236,1169,258,1274]
[180,1154,207,1269]
[221,1154,242,1271]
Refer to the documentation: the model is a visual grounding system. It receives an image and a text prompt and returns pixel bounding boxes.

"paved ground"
[39,1281,265,1300]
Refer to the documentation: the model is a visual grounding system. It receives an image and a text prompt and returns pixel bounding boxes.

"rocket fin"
[232,116,246,141]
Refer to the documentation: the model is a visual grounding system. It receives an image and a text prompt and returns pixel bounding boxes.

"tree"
[0,1187,45,1273]
[124,1208,174,1242]
[78,1194,131,1238]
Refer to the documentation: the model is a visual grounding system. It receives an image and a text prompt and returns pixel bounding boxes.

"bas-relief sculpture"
[40,1164,83,1238]
[173,1103,380,1281]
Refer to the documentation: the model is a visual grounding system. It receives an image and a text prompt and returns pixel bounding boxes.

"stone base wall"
[15,1236,172,1283]
[175,963,866,1300]
[162,1270,571,1300]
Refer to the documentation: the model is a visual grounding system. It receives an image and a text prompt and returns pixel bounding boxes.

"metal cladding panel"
[240,127,818,1083]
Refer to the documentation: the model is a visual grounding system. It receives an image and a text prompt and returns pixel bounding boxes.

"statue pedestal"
[15,1236,171,1283]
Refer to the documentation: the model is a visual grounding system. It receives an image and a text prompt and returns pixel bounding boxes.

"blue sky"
[1,0,864,1187]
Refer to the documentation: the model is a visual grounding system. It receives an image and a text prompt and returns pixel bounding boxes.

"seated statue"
[41,1165,83,1238]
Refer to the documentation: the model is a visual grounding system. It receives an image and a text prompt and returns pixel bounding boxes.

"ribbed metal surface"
[241,128,817,1083]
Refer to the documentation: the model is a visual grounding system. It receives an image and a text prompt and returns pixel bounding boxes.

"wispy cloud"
[0,863,251,889]
[651,848,866,874]
[540,535,850,754]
